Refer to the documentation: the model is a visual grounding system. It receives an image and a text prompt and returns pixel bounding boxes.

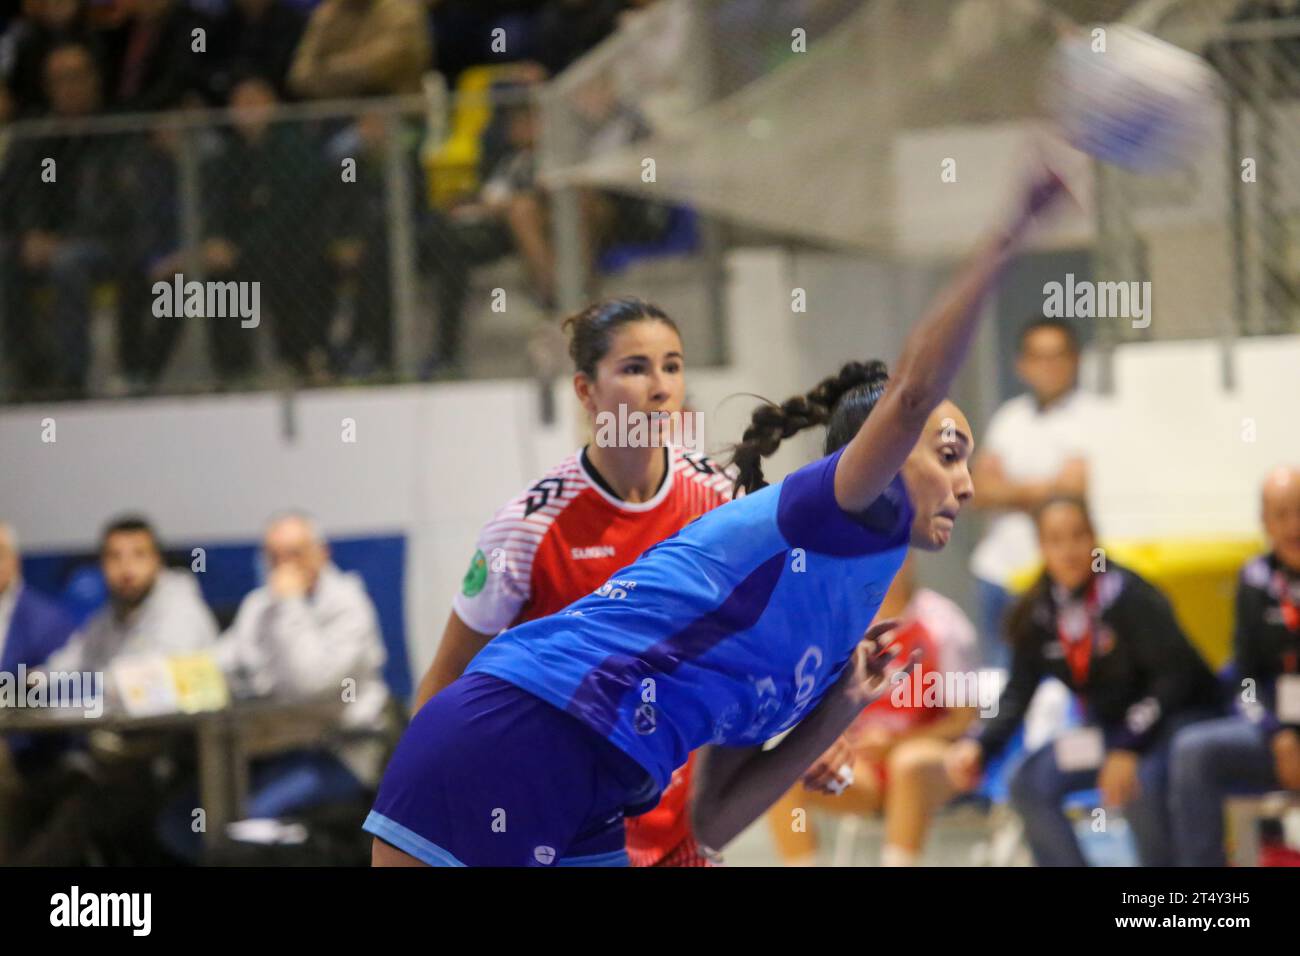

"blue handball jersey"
[465,446,914,792]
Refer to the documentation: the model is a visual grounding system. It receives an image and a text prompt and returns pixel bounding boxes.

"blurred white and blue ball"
[1048,24,1221,173]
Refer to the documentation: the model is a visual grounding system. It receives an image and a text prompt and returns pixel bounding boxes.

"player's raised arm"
[833,169,1068,514]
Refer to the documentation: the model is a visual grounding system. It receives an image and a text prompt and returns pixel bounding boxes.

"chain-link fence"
[7,0,1297,405]
[1092,0,1300,357]
[0,75,732,404]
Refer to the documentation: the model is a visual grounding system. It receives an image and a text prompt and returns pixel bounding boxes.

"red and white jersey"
[453,445,735,636]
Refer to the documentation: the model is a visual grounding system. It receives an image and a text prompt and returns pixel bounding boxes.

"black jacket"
[4,133,135,248]
[103,6,220,111]
[977,563,1219,760]
[202,123,326,263]
[1233,552,1300,740]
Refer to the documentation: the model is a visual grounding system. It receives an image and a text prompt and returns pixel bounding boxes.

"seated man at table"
[160,512,390,861]
[0,521,77,862]
[15,515,220,864]
[44,515,220,675]
[1170,465,1300,865]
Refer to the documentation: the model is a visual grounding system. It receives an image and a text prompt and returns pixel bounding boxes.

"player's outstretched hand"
[1023,166,1069,221]
[802,733,855,795]
[834,620,919,710]
[1011,142,1083,236]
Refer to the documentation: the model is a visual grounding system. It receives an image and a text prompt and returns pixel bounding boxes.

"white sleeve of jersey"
[678,448,739,500]
[450,510,536,636]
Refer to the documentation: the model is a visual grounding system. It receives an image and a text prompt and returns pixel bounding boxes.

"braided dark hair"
[729,360,890,496]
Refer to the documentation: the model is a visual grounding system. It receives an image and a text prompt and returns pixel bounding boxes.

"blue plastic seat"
[596,206,700,274]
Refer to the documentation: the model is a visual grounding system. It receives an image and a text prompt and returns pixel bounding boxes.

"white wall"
[1094,334,1300,538]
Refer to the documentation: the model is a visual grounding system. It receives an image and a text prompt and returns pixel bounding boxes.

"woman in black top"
[946,496,1220,866]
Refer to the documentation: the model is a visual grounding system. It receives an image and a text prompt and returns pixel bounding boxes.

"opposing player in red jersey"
[413,297,734,866]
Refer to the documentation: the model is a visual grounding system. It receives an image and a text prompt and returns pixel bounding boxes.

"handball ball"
[1048,24,1221,173]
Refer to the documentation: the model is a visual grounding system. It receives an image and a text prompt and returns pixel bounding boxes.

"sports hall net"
[539,0,1299,341]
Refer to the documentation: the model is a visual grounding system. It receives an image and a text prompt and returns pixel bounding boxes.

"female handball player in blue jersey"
[366,167,1069,867]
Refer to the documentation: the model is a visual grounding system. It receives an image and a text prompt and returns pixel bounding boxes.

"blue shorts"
[365,673,659,866]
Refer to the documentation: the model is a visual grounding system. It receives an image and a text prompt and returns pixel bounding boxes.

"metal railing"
[0,82,730,404]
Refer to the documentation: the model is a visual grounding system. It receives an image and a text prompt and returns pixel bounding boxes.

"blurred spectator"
[44,515,218,673]
[0,521,77,863]
[14,515,217,864]
[201,76,329,380]
[161,512,390,861]
[947,497,1221,867]
[424,0,508,83]
[288,0,431,100]
[570,71,674,264]
[218,513,389,786]
[0,521,76,686]
[0,0,106,117]
[103,0,217,111]
[116,123,187,391]
[1,40,131,397]
[421,95,550,376]
[321,108,408,376]
[968,318,1099,668]
[766,556,978,866]
[534,0,625,76]
[208,0,307,102]
[1170,465,1300,866]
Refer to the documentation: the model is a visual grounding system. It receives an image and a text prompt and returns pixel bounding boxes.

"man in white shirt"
[15,516,218,864]
[45,517,218,678]
[216,511,390,786]
[969,319,1099,668]
[160,512,390,861]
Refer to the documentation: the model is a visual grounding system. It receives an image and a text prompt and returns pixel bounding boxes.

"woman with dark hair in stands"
[946,496,1221,866]
[366,166,1067,867]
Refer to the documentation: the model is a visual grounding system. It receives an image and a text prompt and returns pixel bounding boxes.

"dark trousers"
[2,239,115,395]
[423,214,514,364]
[1008,710,1215,866]
[341,232,393,370]
[1169,716,1281,866]
[205,260,329,378]
[119,273,185,385]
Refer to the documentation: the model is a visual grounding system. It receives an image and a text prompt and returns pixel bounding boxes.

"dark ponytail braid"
[729,359,889,496]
